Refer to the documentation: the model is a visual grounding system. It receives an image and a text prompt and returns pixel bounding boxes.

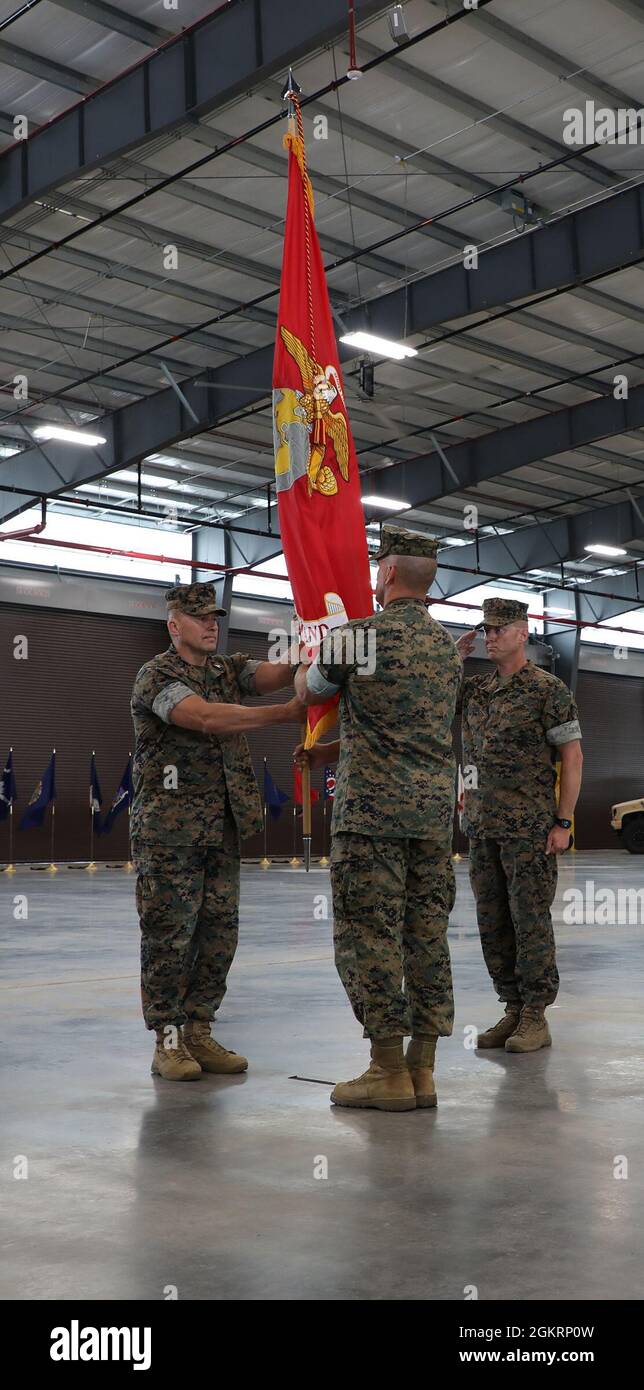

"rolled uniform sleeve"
[228,652,261,697]
[309,625,360,699]
[132,662,197,725]
[152,681,197,723]
[543,682,582,746]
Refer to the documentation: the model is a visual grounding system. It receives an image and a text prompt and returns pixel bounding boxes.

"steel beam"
[347,182,644,342]
[355,37,614,192]
[0,40,93,95]
[362,383,644,515]
[0,0,386,222]
[449,1,642,115]
[50,0,172,46]
[543,591,581,692]
[433,499,644,630]
[576,567,644,625]
[5,181,644,526]
[436,498,644,587]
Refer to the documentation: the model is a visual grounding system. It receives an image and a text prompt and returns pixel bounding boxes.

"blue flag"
[90,753,103,830]
[19,752,56,830]
[324,767,336,800]
[0,749,17,823]
[99,756,133,835]
[263,761,289,820]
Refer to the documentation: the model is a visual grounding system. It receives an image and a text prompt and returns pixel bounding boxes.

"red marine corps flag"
[273,80,373,752]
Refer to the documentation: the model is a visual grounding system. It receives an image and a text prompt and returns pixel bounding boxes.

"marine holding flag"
[276,93,462,1112]
[295,526,462,1113]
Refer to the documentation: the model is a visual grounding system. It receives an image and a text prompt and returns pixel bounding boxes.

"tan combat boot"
[151,1033,202,1081]
[330,1038,416,1112]
[406,1035,438,1108]
[505,1005,551,1053]
[476,1004,521,1049]
[183,1020,248,1074]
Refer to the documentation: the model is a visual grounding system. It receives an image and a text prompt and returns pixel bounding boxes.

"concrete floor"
[1,851,642,1302]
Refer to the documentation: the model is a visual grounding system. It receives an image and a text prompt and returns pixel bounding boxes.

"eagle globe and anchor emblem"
[273,327,350,497]
[273,326,353,656]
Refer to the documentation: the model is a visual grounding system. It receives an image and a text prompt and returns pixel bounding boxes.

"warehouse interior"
[1,0,644,1306]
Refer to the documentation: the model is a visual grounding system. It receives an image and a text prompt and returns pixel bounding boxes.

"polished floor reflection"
[1,852,642,1301]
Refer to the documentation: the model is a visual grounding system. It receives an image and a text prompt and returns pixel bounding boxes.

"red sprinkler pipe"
[0,499,47,542]
[3,531,644,639]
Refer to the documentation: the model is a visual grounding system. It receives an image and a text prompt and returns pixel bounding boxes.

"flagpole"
[47,748,57,873]
[87,750,96,872]
[319,799,329,868]
[261,805,271,869]
[7,802,15,875]
[290,805,301,867]
[48,805,57,872]
[6,746,15,874]
[301,721,311,872]
[261,757,271,868]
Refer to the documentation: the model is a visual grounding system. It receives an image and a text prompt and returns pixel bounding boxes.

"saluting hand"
[456,629,477,660]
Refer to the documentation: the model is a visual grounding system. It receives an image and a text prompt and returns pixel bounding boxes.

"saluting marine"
[457,599,583,1054]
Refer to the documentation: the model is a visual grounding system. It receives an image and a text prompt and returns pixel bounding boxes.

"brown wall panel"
[0,609,328,863]
[1,602,167,862]
[574,669,644,850]
[3,606,641,861]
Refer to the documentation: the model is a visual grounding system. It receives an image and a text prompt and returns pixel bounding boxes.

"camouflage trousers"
[133,815,240,1031]
[330,832,455,1039]
[469,838,559,1007]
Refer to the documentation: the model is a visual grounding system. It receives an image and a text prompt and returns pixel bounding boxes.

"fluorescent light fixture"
[543,606,574,617]
[584,543,627,557]
[33,425,107,446]
[340,331,418,360]
[75,482,195,510]
[362,494,411,511]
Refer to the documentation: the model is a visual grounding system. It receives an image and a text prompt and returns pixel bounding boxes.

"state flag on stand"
[264,761,289,821]
[99,756,133,835]
[273,91,373,749]
[19,751,56,830]
[89,753,103,828]
[324,767,336,800]
[0,749,16,823]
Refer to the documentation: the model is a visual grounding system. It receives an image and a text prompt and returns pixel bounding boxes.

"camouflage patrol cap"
[165,581,227,617]
[373,523,439,561]
[477,597,529,629]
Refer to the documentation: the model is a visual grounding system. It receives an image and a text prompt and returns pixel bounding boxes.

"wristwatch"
[554,816,572,829]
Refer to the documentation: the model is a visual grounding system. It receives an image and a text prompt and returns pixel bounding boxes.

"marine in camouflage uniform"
[459,597,583,1054]
[131,581,301,1081]
[296,524,462,1111]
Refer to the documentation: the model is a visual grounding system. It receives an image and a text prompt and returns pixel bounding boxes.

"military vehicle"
[611,798,644,853]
